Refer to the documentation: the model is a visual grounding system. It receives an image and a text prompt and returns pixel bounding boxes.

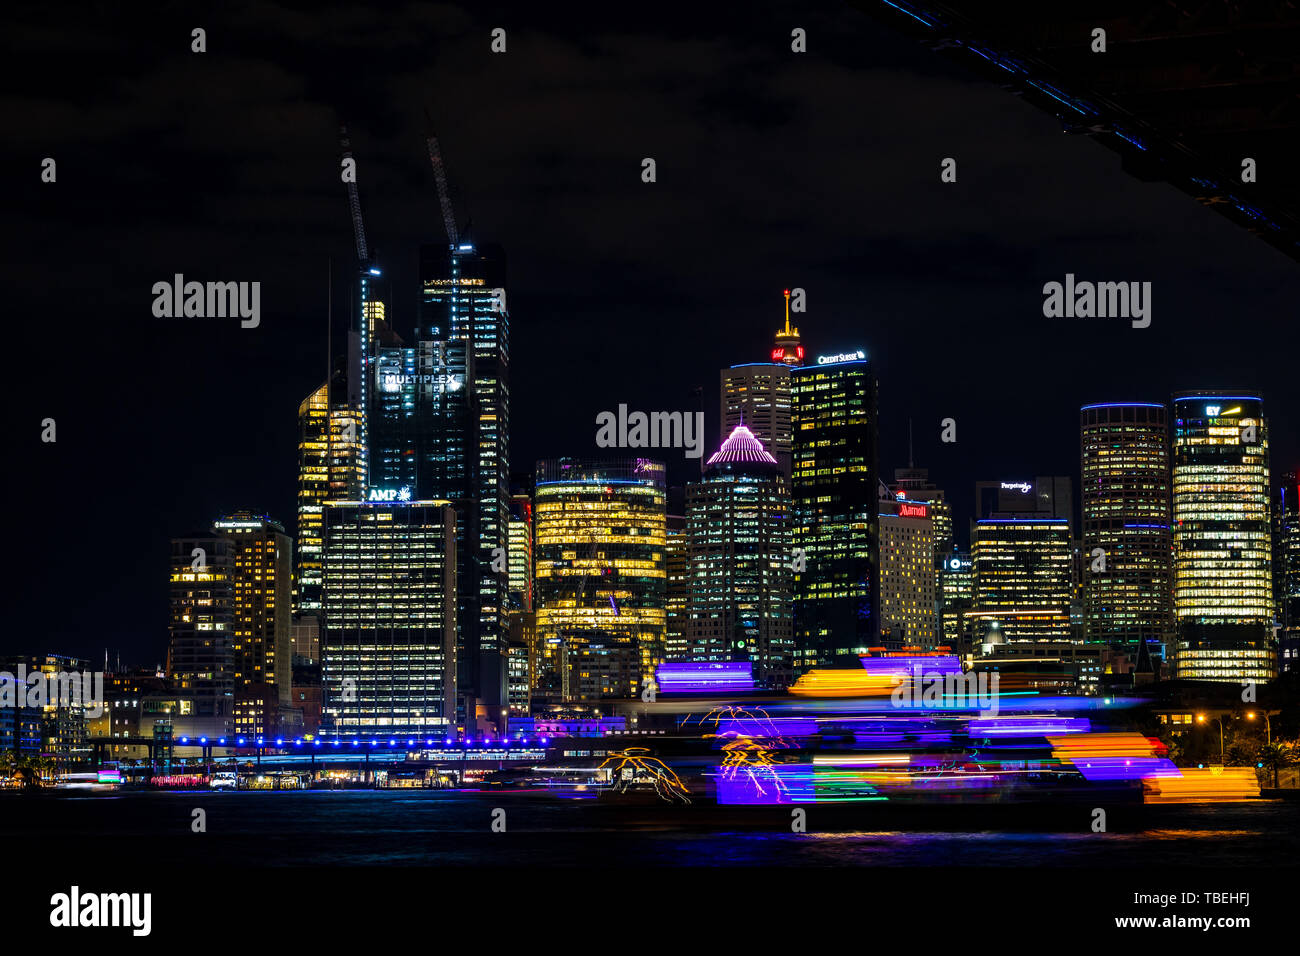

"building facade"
[1080,403,1174,657]
[295,365,365,616]
[664,513,689,661]
[1171,392,1276,682]
[167,534,236,736]
[720,363,793,477]
[685,425,795,686]
[791,350,880,665]
[508,494,534,612]
[878,497,938,649]
[214,513,292,706]
[533,458,667,703]
[419,240,511,720]
[970,518,1073,648]
[1277,471,1300,672]
[321,500,458,734]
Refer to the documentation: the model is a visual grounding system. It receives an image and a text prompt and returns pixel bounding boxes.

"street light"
[1245,711,1273,744]
[1196,713,1225,763]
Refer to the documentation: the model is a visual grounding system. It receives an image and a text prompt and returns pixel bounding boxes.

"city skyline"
[7,3,1300,925]
[12,4,1299,661]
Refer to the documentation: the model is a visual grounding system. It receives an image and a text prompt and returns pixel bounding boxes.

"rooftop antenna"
[908,418,914,469]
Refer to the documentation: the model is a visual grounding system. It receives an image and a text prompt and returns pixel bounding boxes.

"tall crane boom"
[339,125,370,267]
[423,114,459,247]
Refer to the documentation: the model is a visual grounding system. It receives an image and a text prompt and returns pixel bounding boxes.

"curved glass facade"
[533,458,667,702]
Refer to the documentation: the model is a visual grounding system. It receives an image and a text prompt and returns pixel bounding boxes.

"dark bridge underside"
[859,0,1300,263]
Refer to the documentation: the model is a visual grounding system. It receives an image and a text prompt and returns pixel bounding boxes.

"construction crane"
[339,124,371,268]
[423,110,459,247]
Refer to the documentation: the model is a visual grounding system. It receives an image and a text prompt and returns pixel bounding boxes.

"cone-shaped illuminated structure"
[706,424,778,470]
[687,425,793,686]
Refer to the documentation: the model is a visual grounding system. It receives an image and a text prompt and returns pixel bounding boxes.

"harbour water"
[4,790,1296,867]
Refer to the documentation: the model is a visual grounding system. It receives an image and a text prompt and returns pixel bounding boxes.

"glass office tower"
[1276,471,1300,672]
[296,366,365,615]
[321,500,458,733]
[533,458,667,702]
[664,514,689,662]
[686,425,794,686]
[1080,403,1174,658]
[419,240,510,717]
[167,534,236,735]
[970,518,1074,646]
[1172,391,1276,682]
[214,513,293,706]
[791,350,879,665]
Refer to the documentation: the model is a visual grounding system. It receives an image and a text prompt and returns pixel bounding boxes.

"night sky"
[10,1,1297,665]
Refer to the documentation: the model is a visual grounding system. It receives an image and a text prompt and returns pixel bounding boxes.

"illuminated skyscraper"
[878,497,938,649]
[167,534,236,735]
[296,369,365,616]
[791,349,879,664]
[1276,471,1300,672]
[214,513,293,706]
[939,548,974,649]
[719,292,803,477]
[507,494,533,612]
[685,426,794,685]
[533,458,667,702]
[970,518,1073,647]
[890,466,952,560]
[664,513,689,661]
[721,364,792,477]
[889,460,953,607]
[321,500,458,734]
[1172,391,1276,682]
[1080,403,1174,658]
[420,240,510,717]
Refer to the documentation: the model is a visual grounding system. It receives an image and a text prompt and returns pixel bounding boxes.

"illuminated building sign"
[214,520,265,530]
[1000,482,1032,494]
[367,486,412,502]
[1206,405,1220,416]
[816,349,866,365]
[898,502,929,518]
